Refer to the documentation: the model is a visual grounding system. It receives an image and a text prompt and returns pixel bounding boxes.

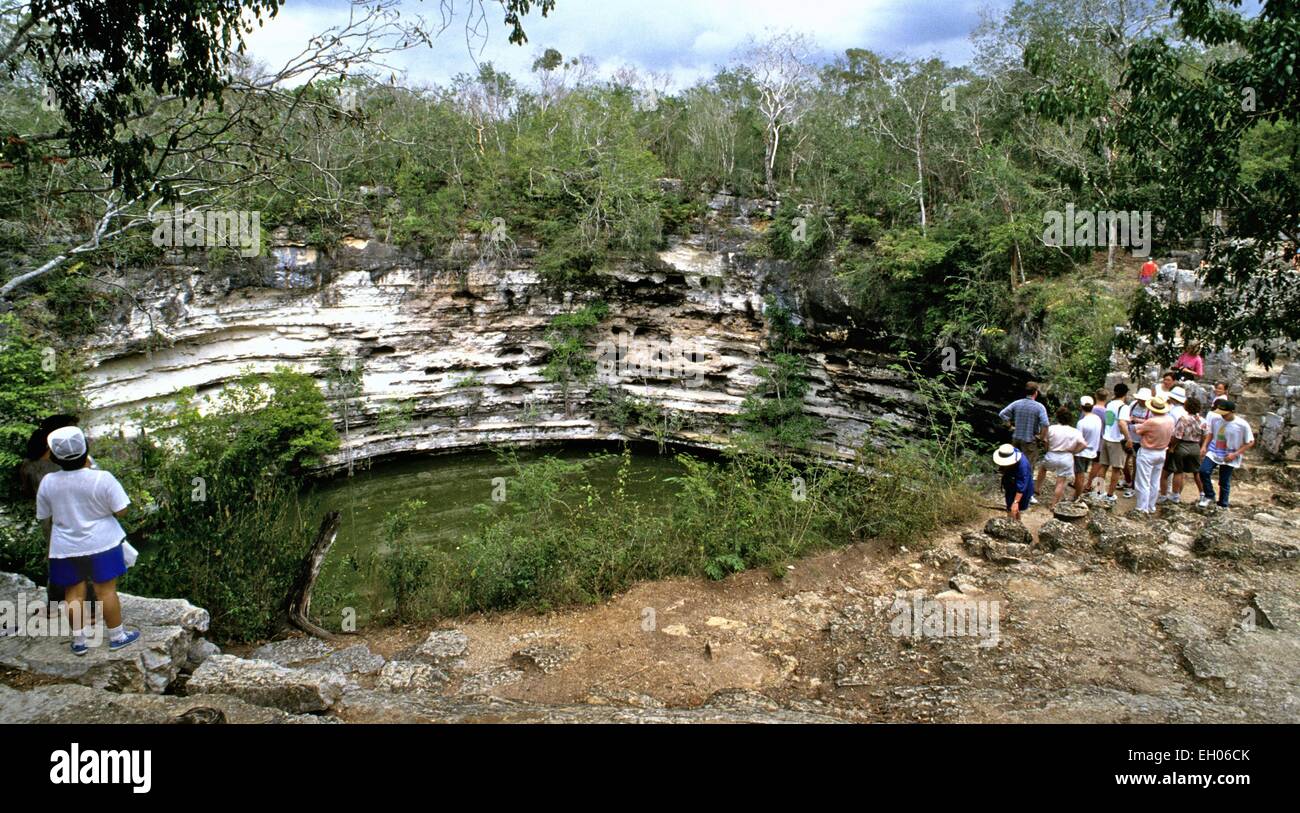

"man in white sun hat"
[994,443,1034,521]
[34,426,141,655]
[1133,395,1175,514]
[1158,385,1189,503]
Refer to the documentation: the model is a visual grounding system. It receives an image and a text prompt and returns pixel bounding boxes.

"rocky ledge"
[0,571,214,694]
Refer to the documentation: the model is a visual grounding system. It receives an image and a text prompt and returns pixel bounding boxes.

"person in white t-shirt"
[1099,383,1131,503]
[34,427,141,656]
[1075,397,1104,498]
[1045,405,1088,506]
[1198,401,1255,509]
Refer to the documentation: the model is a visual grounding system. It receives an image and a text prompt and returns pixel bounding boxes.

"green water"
[311,444,688,622]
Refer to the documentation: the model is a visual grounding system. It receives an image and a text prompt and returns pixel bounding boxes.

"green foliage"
[378,499,433,624]
[590,385,690,452]
[1014,276,1127,396]
[885,348,986,475]
[102,367,339,641]
[360,444,977,619]
[374,400,416,433]
[1040,0,1300,365]
[765,202,833,271]
[2,0,284,196]
[0,313,81,478]
[739,297,818,448]
[542,302,608,414]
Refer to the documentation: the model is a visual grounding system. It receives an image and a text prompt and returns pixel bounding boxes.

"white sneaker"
[1169,495,1181,503]
[1122,489,1135,498]
[1029,496,1039,505]
[1197,497,1211,508]
[1103,494,1117,504]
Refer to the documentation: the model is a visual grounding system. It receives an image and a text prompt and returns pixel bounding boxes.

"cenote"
[311,442,694,624]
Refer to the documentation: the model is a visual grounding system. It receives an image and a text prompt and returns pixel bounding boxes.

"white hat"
[993,443,1021,466]
[1169,386,1187,403]
[1080,396,1095,407]
[47,426,87,461]
[1135,387,1154,402]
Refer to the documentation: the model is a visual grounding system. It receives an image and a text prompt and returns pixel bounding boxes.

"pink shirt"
[1135,414,1175,450]
[1175,353,1203,377]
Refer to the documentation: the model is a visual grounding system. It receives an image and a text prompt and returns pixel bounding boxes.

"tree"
[542,302,607,416]
[1110,0,1299,364]
[737,32,816,198]
[1019,0,1168,271]
[1,0,557,301]
[848,52,959,236]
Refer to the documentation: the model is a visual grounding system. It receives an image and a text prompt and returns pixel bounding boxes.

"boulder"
[0,617,192,694]
[413,629,469,665]
[1087,513,1159,555]
[961,531,1025,565]
[1114,538,1171,573]
[1081,493,1114,512]
[377,660,448,691]
[1037,518,1090,552]
[983,517,1033,547]
[960,531,995,558]
[0,572,212,694]
[118,593,209,633]
[186,639,221,669]
[301,643,385,677]
[1250,592,1300,633]
[1193,518,1255,559]
[1051,501,1089,522]
[248,637,335,666]
[186,655,343,713]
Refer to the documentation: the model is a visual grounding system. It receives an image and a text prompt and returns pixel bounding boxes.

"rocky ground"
[2,471,1297,724]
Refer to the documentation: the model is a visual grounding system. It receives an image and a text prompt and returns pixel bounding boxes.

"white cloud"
[241,0,1004,90]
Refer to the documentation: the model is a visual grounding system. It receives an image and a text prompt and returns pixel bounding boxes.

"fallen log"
[285,510,343,641]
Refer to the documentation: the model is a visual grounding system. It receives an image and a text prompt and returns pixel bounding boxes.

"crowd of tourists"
[993,349,1255,521]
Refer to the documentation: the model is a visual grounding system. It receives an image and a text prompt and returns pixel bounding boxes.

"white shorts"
[1044,451,1074,478]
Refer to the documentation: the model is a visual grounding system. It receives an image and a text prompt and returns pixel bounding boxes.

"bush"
[377,499,433,623]
[370,444,978,621]
[103,367,340,641]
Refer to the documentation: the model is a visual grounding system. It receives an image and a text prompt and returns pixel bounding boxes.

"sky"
[242,0,1014,90]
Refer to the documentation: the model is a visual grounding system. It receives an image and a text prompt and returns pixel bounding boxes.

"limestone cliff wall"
[79,223,932,468]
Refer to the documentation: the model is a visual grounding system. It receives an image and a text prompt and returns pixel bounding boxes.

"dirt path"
[343,474,1299,722]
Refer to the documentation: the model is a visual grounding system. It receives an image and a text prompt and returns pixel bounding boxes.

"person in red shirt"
[1139,259,1158,285]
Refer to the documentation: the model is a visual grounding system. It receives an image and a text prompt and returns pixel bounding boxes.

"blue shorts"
[49,544,127,587]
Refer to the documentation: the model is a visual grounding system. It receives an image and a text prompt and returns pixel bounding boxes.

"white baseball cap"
[1135,387,1154,402]
[47,426,87,461]
[1080,396,1095,407]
